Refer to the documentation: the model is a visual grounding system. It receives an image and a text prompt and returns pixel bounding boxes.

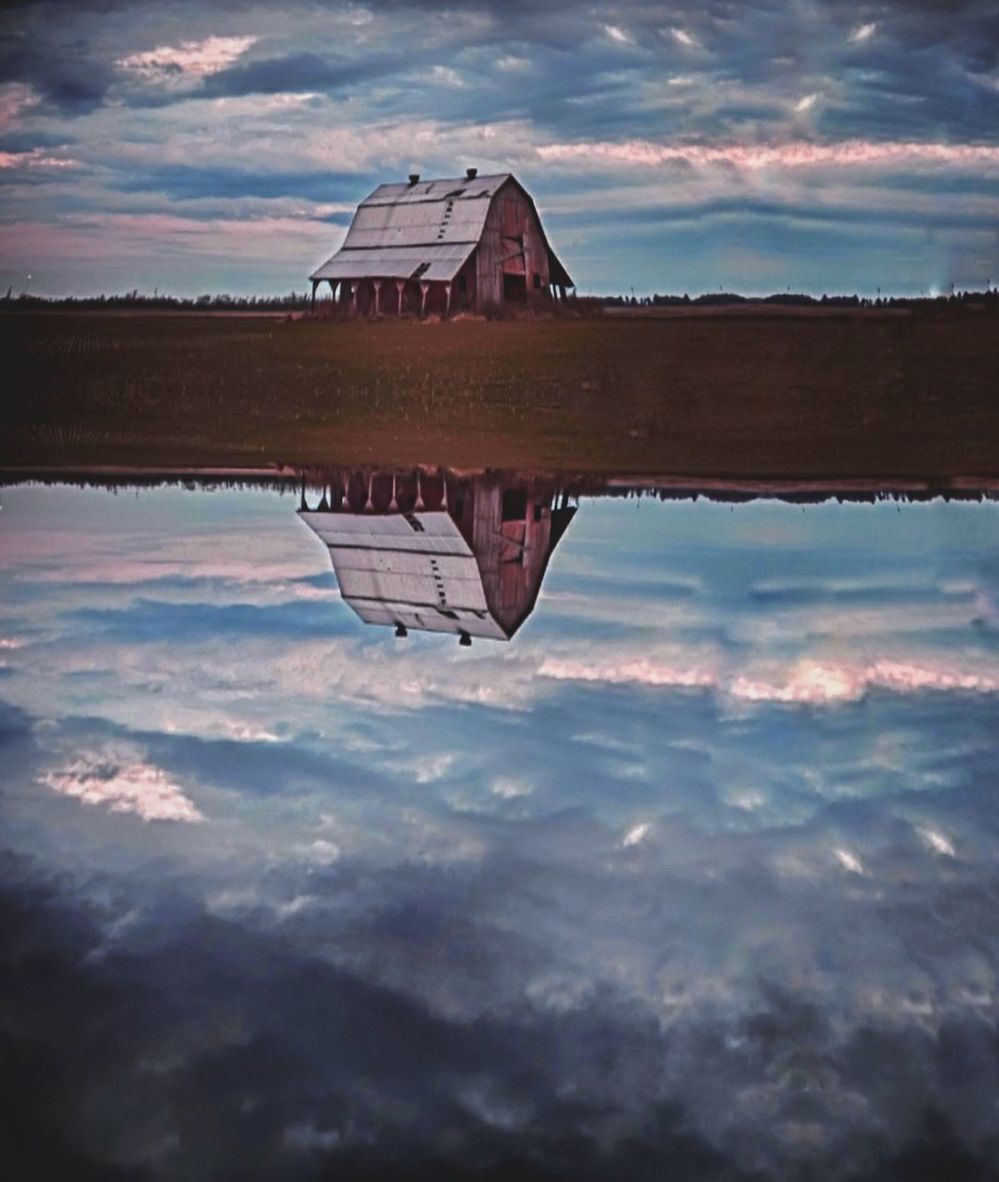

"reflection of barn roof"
[310,172,572,286]
[299,511,508,639]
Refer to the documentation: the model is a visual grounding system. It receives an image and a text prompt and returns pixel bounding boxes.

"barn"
[309,169,574,317]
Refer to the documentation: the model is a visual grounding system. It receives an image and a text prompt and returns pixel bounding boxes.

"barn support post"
[350,281,359,317]
[395,280,405,315]
[310,279,318,313]
[444,282,452,318]
[419,281,430,318]
[373,279,382,317]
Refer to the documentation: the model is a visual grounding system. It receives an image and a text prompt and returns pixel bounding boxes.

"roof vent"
[465,167,478,180]
[408,173,420,185]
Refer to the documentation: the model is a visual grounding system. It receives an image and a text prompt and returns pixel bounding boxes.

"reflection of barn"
[299,470,575,642]
[309,170,573,318]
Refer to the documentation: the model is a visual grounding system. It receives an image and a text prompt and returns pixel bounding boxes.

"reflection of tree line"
[7,469,993,505]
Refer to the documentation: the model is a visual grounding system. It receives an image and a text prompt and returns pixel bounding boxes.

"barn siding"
[475,181,551,312]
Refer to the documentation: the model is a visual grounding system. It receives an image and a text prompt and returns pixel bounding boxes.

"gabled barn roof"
[310,172,572,286]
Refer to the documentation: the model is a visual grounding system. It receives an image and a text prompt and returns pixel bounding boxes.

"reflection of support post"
[395,280,405,315]
[440,472,448,513]
[299,474,307,512]
[419,281,430,318]
[373,279,382,317]
[459,631,472,647]
[389,473,398,512]
[415,470,424,511]
[444,281,452,319]
[350,281,359,316]
[364,471,374,512]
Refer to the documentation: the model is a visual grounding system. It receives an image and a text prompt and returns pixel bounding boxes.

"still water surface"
[1,480,997,1179]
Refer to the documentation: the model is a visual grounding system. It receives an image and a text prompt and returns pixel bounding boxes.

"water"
[1,480,997,1179]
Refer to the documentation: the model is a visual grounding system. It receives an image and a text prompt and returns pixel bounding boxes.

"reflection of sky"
[1,485,998,1179]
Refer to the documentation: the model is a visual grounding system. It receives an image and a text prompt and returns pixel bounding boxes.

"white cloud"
[605,24,632,44]
[849,22,878,44]
[431,65,465,88]
[833,847,865,875]
[299,839,340,866]
[491,777,533,800]
[918,827,956,858]
[118,36,259,84]
[622,821,651,847]
[795,93,820,113]
[40,752,204,822]
[670,28,700,49]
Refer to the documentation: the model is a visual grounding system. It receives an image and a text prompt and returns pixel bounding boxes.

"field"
[2,307,997,478]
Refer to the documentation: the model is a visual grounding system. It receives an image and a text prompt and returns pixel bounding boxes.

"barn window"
[533,272,542,289]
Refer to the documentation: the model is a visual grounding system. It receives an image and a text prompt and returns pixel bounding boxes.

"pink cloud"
[537,139,999,171]
[118,36,259,84]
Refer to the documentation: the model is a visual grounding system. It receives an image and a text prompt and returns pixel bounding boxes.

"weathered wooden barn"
[299,469,575,642]
[309,169,573,317]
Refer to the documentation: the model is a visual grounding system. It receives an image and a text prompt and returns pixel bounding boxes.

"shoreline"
[3,464,997,501]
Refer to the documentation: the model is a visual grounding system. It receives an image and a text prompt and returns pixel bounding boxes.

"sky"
[1,0,998,298]
[1,483,998,1178]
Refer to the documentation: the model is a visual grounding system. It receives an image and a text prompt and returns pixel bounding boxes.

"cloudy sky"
[1,0,998,297]
[2,483,998,1177]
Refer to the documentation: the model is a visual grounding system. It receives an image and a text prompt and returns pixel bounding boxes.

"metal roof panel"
[310,243,475,283]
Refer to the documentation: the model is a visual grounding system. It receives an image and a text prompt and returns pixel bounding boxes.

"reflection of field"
[3,309,997,476]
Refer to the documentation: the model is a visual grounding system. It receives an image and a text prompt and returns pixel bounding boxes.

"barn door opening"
[503,273,527,302]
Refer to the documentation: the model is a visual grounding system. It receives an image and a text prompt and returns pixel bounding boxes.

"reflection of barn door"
[499,520,527,609]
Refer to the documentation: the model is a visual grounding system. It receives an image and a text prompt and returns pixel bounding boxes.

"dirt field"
[2,308,996,478]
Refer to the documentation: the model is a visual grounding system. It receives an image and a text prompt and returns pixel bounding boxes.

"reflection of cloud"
[730,660,998,703]
[542,655,998,704]
[39,749,203,822]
